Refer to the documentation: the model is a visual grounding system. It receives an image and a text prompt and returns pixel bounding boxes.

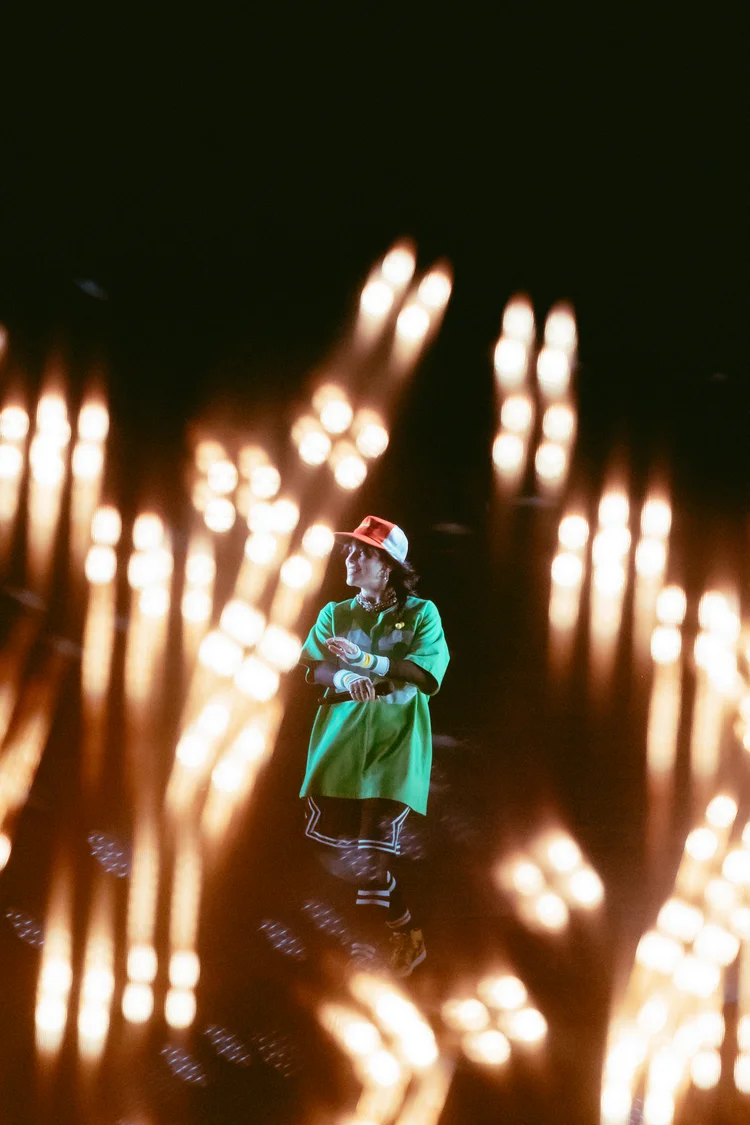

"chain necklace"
[356,588,397,613]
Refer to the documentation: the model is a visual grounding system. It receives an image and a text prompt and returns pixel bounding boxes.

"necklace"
[356,589,397,613]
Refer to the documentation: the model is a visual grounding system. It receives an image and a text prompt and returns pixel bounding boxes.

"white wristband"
[333,669,359,692]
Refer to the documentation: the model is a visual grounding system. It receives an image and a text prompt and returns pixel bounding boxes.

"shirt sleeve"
[299,601,337,684]
[403,600,450,695]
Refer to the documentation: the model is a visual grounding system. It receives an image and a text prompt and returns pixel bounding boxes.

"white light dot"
[691,1049,721,1089]
[551,552,584,588]
[536,348,571,395]
[493,337,527,387]
[396,304,430,341]
[418,270,452,309]
[544,307,577,351]
[598,493,629,527]
[558,515,589,551]
[0,406,30,441]
[546,835,582,873]
[77,402,109,442]
[280,554,313,589]
[506,1007,547,1044]
[204,497,236,533]
[568,867,605,908]
[534,442,567,482]
[461,1028,511,1066]
[235,656,280,702]
[320,398,354,436]
[542,403,575,442]
[706,794,737,829]
[207,459,239,495]
[492,431,525,472]
[170,950,200,989]
[333,452,367,491]
[244,531,278,566]
[655,586,687,626]
[640,498,672,538]
[85,545,117,585]
[502,297,535,343]
[477,975,527,1011]
[185,553,215,586]
[650,626,682,664]
[165,988,196,1029]
[635,539,667,578]
[122,981,154,1023]
[441,998,489,1032]
[535,892,569,930]
[0,444,24,479]
[250,464,281,499]
[220,600,265,647]
[72,441,104,480]
[360,279,395,318]
[302,524,334,558]
[382,246,416,287]
[500,394,534,435]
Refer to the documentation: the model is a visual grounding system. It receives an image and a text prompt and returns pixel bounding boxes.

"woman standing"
[299,515,450,976]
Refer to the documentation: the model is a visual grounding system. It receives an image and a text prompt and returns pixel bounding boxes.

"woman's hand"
[346,675,377,702]
[326,636,362,662]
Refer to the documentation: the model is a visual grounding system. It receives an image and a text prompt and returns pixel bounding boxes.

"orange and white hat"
[334,515,409,566]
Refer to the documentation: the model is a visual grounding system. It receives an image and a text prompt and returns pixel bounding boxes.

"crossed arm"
[311,635,437,701]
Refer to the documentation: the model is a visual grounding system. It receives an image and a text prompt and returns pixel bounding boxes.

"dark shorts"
[303,796,410,855]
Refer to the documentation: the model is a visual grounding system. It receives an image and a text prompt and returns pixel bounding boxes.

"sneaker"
[388,928,426,977]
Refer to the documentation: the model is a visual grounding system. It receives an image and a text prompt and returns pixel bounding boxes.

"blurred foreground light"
[360,278,395,318]
[122,981,154,1023]
[196,700,231,738]
[691,1049,721,1089]
[568,867,604,908]
[36,396,71,446]
[72,441,104,480]
[220,600,265,647]
[637,931,683,974]
[299,429,332,465]
[544,306,577,351]
[0,405,30,441]
[641,498,672,538]
[332,444,368,490]
[739,1015,750,1050]
[542,403,575,442]
[281,554,313,588]
[598,493,629,527]
[176,733,210,770]
[170,950,200,989]
[418,269,452,309]
[139,586,170,618]
[462,1028,511,1066]
[77,403,109,442]
[364,1048,402,1088]
[29,438,65,485]
[656,586,687,626]
[722,848,750,885]
[706,794,737,829]
[601,1084,633,1124]
[248,502,275,534]
[546,835,582,873]
[693,923,740,966]
[558,514,589,551]
[165,988,196,1029]
[534,442,566,482]
[500,394,534,435]
[502,296,535,342]
[685,826,719,861]
[636,539,667,578]
[534,892,569,930]
[271,498,300,533]
[236,725,267,762]
[492,432,525,473]
[128,944,157,983]
[235,656,280,702]
[212,755,247,793]
[705,877,736,911]
[91,506,121,546]
[0,833,11,871]
[382,245,416,287]
[237,444,267,477]
[551,552,584,588]
[245,531,278,565]
[673,955,720,997]
[643,1090,674,1125]
[320,398,354,436]
[536,348,570,395]
[658,898,703,942]
[182,589,212,623]
[493,337,527,387]
[353,412,389,459]
[593,527,632,565]
[207,459,239,495]
[259,626,302,671]
[36,995,68,1035]
[478,975,527,1011]
[651,626,682,664]
[250,464,281,499]
[735,1054,750,1093]
[637,996,669,1035]
[186,552,216,585]
[302,523,334,558]
[396,304,430,341]
[85,545,117,585]
[441,997,489,1032]
[199,631,243,677]
[132,513,164,551]
[508,859,545,896]
[593,563,627,596]
[699,591,739,640]
[204,497,236,533]
[195,440,226,472]
[506,1007,547,1044]
[0,444,24,479]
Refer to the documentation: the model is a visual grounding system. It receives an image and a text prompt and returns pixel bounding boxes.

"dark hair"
[338,539,419,605]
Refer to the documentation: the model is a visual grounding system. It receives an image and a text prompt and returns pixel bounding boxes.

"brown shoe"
[388,928,426,977]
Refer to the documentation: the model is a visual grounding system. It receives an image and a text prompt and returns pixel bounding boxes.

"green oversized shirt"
[298,596,450,815]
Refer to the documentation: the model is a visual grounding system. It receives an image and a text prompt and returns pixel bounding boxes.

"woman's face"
[344,542,390,589]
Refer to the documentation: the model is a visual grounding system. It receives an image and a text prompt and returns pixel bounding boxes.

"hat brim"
[333,531,406,567]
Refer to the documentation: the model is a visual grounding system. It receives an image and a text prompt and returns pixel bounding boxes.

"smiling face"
[344,540,391,595]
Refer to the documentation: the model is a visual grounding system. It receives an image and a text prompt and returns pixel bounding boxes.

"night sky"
[1,9,748,1125]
